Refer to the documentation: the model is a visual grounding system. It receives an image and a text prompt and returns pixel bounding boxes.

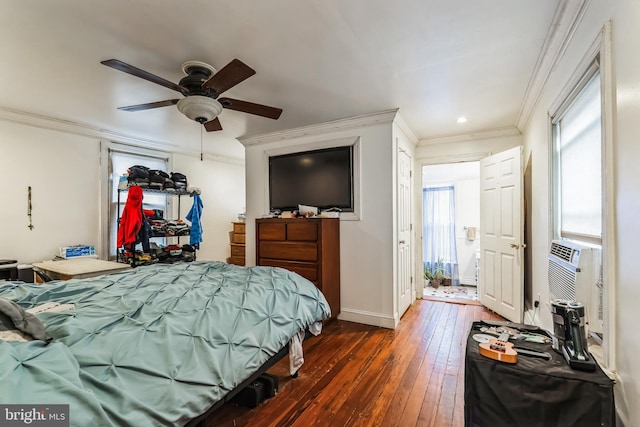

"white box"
[59,246,96,259]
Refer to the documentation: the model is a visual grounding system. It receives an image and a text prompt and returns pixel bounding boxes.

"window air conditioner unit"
[548,239,603,335]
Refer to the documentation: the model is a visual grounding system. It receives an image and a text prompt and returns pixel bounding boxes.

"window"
[108,147,170,258]
[552,62,602,245]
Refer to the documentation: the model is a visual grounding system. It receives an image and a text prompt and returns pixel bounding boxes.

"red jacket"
[117,186,144,248]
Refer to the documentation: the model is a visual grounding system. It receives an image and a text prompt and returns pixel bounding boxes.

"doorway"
[422,162,480,304]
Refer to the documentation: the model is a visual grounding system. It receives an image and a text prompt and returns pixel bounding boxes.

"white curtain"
[423,186,459,284]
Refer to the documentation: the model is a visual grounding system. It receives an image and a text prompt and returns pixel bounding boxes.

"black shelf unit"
[116,186,197,265]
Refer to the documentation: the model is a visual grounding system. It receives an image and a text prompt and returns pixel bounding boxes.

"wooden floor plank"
[209,300,501,427]
[375,302,446,427]
[415,303,461,427]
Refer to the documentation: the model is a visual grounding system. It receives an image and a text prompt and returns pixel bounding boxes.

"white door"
[479,146,524,322]
[397,148,413,317]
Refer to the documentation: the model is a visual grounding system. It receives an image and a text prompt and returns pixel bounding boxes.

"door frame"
[416,153,491,300]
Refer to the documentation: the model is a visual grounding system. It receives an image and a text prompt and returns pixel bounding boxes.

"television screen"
[269,146,354,212]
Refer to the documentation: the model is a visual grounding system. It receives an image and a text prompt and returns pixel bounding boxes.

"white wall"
[241,111,403,328]
[455,179,480,285]
[0,118,245,266]
[522,1,640,425]
[173,153,245,262]
[0,120,101,263]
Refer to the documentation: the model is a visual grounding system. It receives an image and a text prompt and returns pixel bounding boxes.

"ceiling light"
[177,96,223,123]
[457,116,468,124]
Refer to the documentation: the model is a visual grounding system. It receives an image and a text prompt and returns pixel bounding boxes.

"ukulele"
[479,331,517,363]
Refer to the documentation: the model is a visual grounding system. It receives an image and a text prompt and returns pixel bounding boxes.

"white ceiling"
[0,0,560,160]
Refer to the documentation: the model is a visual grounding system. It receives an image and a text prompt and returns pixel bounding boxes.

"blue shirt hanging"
[186,194,204,249]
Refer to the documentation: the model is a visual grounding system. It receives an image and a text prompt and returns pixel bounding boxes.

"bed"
[0,261,331,426]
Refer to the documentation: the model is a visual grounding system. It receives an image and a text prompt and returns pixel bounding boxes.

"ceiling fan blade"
[201,59,256,96]
[219,97,282,119]
[117,99,180,112]
[204,117,223,132]
[101,59,184,94]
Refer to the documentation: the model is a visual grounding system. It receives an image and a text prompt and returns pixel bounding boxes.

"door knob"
[399,240,406,244]
[510,243,520,249]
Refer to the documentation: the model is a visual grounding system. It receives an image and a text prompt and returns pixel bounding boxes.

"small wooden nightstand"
[32,259,131,283]
[227,222,246,266]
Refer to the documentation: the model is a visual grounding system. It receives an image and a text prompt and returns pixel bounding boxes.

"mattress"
[0,261,330,426]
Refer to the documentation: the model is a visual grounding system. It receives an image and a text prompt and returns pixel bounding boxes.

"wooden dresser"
[256,217,340,320]
[227,222,246,266]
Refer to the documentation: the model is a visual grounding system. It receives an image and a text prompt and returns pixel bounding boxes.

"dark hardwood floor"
[207,300,502,427]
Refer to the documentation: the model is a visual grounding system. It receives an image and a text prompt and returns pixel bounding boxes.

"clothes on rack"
[186,194,204,249]
[117,186,143,248]
[117,186,150,253]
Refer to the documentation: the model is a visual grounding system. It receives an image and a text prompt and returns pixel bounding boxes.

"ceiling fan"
[100,58,283,131]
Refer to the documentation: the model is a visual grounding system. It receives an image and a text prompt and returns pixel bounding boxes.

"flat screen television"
[269,146,354,212]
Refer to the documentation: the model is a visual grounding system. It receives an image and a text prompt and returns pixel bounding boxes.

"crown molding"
[0,107,243,165]
[515,0,589,132]
[393,110,419,145]
[417,126,521,146]
[238,109,400,147]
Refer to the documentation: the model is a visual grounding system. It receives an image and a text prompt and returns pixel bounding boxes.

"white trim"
[516,0,590,131]
[337,308,398,329]
[238,109,399,147]
[419,152,491,166]
[98,141,109,259]
[547,22,616,371]
[100,141,174,259]
[0,107,244,166]
[393,111,420,145]
[417,127,520,147]
[599,21,616,372]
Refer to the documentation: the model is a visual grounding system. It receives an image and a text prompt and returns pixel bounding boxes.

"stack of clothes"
[143,210,191,237]
[119,165,188,191]
[150,243,196,264]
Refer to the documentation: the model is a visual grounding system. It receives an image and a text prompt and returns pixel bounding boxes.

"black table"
[464,321,614,427]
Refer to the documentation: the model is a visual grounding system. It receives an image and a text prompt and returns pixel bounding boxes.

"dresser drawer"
[230,244,245,257]
[258,259,318,282]
[259,241,317,262]
[231,233,245,244]
[227,256,245,266]
[287,222,318,241]
[258,223,286,240]
[233,222,246,234]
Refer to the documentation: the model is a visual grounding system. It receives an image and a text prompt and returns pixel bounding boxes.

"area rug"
[422,284,480,305]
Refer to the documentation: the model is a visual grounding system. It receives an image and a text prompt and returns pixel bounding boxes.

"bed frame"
[187,331,309,426]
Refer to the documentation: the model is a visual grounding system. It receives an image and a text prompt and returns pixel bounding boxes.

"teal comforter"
[0,261,330,426]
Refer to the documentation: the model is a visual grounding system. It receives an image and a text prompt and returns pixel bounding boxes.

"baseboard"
[459,277,477,286]
[337,308,397,329]
[524,308,542,326]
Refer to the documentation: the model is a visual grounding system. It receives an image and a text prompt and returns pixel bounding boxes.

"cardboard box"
[59,246,96,259]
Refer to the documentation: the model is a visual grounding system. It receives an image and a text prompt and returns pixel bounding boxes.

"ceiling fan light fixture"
[177,96,223,123]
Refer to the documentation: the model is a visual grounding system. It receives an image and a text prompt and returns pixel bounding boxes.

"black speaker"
[231,381,265,408]
[257,373,279,398]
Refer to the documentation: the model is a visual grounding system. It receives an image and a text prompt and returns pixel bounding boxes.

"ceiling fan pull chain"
[200,125,203,162]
